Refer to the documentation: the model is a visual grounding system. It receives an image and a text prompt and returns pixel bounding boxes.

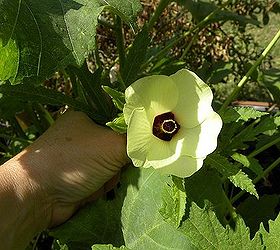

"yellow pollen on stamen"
[161,119,178,134]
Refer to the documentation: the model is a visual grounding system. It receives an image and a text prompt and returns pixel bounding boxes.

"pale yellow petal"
[170,69,213,128]
[126,108,152,167]
[158,156,204,178]
[124,75,179,121]
[180,111,223,158]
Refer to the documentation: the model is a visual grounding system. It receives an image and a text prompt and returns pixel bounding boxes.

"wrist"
[0,152,53,249]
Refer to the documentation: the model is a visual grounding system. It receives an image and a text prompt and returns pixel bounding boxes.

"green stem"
[141,8,219,70]
[32,103,54,132]
[179,31,199,60]
[248,136,280,158]
[115,16,126,75]
[231,157,280,204]
[147,0,170,31]
[0,134,32,144]
[219,28,280,114]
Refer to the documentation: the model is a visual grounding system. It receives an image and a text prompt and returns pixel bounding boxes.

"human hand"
[15,111,128,228]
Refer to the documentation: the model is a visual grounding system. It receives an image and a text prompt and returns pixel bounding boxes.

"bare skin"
[0,111,128,249]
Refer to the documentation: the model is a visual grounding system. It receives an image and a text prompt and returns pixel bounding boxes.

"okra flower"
[124,69,222,178]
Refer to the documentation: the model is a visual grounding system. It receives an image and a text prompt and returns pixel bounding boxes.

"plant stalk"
[114,16,126,76]
[219,28,280,114]
[142,7,219,70]
[248,136,280,158]
[147,0,170,31]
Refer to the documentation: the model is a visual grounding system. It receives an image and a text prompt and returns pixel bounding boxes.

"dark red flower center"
[152,112,180,141]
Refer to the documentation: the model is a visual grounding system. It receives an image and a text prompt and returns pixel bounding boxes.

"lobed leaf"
[222,107,267,123]
[231,153,263,176]
[237,195,279,236]
[206,154,258,198]
[0,0,141,83]
[160,177,186,228]
[179,203,262,250]
[259,212,280,249]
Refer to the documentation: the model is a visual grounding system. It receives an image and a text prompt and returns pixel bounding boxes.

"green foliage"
[0,83,96,118]
[0,0,280,249]
[52,167,195,250]
[179,203,262,250]
[206,154,258,198]
[231,153,263,176]
[259,213,280,249]
[106,113,127,133]
[222,107,268,123]
[237,195,279,236]
[0,39,18,82]
[100,0,142,31]
[102,86,125,111]
[160,177,186,228]
[122,26,150,85]
[0,0,141,83]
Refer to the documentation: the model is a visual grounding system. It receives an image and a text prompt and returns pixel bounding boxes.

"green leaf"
[91,245,129,250]
[206,154,258,198]
[69,65,112,123]
[121,168,195,250]
[222,107,267,123]
[179,203,262,249]
[122,26,150,85]
[0,0,106,83]
[101,0,142,32]
[102,85,125,111]
[0,39,19,82]
[160,177,186,228]
[52,167,195,250]
[0,0,141,83]
[161,168,229,228]
[106,113,127,133]
[260,212,280,249]
[231,153,263,176]
[0,83,103,121]
[226,116,278,151]
[237,195,279,236]
[51,196,125,248]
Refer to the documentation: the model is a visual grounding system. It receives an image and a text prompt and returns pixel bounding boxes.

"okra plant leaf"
[0,0,142,83]
[122,25,150,85]
[0,0,106,83]
[206,154,258,198]
[237,195,279,236]
[106,113,127,133]
[52,167,195,250]
[179,203,263,250]
[259,212,280,249]
[231,153,263,176]
[0,83,104,121]
[160,177,186,228]
[222,107,267,123]
[100,0,142,32]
